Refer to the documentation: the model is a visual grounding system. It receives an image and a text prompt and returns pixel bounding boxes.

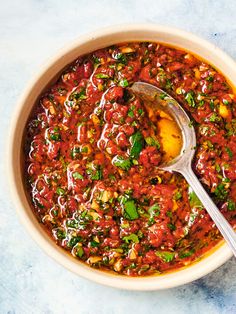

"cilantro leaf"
[123,233,139,243]
[130,131,144,159]
[155,251,175,262]
[189,190,203,209]
[72,172,84,180]
[185,92,196,107]
[123,199,139,220]
[113,155,132,171]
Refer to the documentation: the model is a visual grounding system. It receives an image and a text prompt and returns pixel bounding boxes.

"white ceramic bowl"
[9,24,235,290]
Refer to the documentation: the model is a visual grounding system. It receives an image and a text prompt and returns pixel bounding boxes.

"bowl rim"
[8,23,235,291]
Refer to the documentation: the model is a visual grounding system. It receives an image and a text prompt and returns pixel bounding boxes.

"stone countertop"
[0,0,235,313]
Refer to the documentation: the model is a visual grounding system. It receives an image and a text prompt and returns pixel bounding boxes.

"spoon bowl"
[131,81,236,257]
[131,81,196,171]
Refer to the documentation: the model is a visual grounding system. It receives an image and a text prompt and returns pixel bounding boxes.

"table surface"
[1,0,236,313]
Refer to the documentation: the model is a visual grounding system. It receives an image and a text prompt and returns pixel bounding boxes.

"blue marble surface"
[0,0,236,313]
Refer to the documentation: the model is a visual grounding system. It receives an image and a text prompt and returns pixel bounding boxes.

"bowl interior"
[9,24,235,290]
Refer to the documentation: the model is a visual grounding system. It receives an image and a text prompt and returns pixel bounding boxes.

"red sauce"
[24,42,236,276]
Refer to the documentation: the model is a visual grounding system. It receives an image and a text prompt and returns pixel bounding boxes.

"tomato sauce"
[24,42,236,276]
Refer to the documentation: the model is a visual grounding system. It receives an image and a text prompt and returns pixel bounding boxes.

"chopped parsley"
[95,73,109,79]
[56,187,65,196]
[179,249,195,259]
[72,172,84,180]
[144,136,160,149]
[155,251,175,262]
[214,183,228,200]
[119,79,129,87]
[185,91,196,107]
[130,131,144,159]
[122,199,139,220]
[123,233,139,243]
[174,190,182,201]
[189,190,203,209]
[228,200,236,211]
[226,147,233,159]
[113,155,132,171]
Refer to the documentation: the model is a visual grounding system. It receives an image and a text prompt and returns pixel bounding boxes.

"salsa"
[24,42,236,276]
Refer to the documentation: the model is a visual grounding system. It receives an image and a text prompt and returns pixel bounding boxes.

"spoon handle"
[181,165,236,257]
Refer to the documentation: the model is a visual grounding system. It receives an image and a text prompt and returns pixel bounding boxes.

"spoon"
[131,81,236,257]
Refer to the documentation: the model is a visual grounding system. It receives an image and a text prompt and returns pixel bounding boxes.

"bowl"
[9,24,235,290]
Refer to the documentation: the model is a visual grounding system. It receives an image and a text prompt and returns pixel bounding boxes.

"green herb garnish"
[123,233,139,243]
[209,113,221,122]
[215,163,221,173]
[72,88,87,100]
[76,246,84,258]
[113,155,132,171]
[214,183,228,200]
[50,133,61,141]
[95,73,109,79]
[72,172,84,180]
[90,240,100,247]
[185,91,196,107]
[119,79,129,87]
[179,249,195,259]
[66,219,79,228]
[155,251,175,262]
[189,190,203,209]
[114,52,127,64]
[56,228,66,240]
[226,147,233,159]
[68,236,82,248]
[228,200,236,211]
[123,199,139,220]
[130,131,144,159]
[56,187,65,196]
[144,136,160,149]
[174,190,182,201]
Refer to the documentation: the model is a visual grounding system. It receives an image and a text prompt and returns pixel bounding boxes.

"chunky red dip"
[24,42,236,276]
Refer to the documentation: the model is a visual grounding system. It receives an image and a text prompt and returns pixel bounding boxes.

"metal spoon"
[131,81,236,257]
